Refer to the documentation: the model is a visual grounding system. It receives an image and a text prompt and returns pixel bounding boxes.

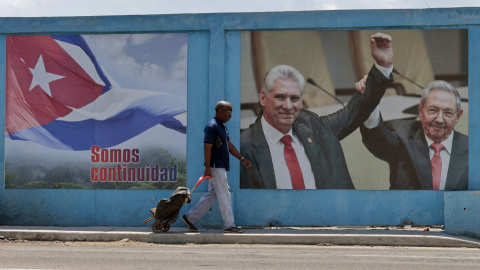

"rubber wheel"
[151,221,164,233]
[162,223,170,232]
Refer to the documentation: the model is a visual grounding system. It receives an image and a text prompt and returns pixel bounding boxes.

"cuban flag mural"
[5,34,187,189]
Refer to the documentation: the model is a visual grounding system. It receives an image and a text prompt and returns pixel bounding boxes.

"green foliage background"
[5,146,186,190]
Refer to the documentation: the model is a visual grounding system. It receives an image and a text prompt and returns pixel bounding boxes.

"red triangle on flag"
[6,35,105,134]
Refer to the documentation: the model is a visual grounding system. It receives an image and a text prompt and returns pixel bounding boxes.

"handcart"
[143,175,211,233]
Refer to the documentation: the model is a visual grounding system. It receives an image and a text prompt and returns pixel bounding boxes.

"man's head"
[259,65,305,134]
[418,80,463,142]
[215,101,233,123]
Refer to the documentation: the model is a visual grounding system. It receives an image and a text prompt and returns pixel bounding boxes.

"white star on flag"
[29,54,65,97]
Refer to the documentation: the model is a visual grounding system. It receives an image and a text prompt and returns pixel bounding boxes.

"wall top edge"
[1,7,480,35]
[1,6,480,19]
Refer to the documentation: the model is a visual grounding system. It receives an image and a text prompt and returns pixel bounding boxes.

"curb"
[1,227,480,248]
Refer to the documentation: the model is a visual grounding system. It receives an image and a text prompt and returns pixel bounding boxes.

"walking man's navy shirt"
[204,117,230,171]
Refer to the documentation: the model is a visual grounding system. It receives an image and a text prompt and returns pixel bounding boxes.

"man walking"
[182,101,252,233]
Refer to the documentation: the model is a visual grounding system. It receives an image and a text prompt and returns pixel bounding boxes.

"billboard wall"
[0,9,479,228]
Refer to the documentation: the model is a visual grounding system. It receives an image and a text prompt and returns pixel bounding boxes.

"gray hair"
[420,80,462,113]
[215,100,232,112]
[262,65,305,95]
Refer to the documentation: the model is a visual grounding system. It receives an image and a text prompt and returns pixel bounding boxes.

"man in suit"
[240,32,394,189]
[358,80,468,190]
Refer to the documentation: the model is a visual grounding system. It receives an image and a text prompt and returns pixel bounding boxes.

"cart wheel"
[151,221,164,233]
[162,223,170,232]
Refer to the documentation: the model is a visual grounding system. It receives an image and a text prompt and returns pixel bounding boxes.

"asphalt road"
[1,240,480,269]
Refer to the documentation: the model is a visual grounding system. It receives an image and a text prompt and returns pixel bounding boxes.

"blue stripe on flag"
[8,94,186,151]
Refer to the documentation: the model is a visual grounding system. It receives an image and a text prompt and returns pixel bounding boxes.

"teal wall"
[0,9,479,234]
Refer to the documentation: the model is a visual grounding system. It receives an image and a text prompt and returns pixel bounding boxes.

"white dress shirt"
[261,116,316,189]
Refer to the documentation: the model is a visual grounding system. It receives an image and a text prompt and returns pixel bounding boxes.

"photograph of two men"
[239,29,468,191]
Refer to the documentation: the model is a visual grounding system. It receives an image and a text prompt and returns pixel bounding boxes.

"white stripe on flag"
[56,40,106,87]
[59,87,175,121]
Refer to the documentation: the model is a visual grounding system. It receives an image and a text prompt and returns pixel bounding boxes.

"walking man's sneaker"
[181,214,198,232]
[224,227,244,233]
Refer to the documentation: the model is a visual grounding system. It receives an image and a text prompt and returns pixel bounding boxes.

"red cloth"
[281,135,305,189]
[431,142,444,190]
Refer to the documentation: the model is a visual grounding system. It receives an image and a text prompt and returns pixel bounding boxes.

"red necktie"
[280,135,305,189]
[430,142,444,190]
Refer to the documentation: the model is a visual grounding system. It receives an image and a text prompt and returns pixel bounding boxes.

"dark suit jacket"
[240,66,392,189]
[360,118,468,190]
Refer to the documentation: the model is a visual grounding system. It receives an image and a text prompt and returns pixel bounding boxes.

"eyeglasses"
[424,107,456,119]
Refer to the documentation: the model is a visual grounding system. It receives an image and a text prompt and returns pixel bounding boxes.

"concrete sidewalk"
[1,225,480,248]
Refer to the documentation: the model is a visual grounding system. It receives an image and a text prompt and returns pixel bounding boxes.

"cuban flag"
[6,35,186,151]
